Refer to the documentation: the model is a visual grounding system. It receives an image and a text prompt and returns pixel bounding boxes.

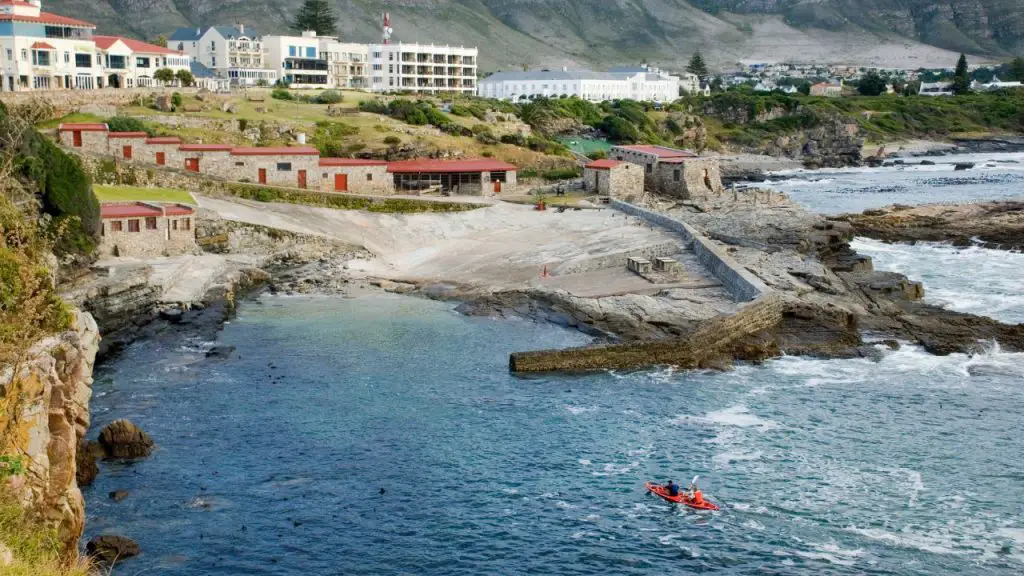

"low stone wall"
[509,293,784,372]
[0,88,199,116]
[609,199,769,301]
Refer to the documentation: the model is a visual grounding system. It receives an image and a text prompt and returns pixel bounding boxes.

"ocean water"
[85,294,1024,575]
[760,152,1024,214]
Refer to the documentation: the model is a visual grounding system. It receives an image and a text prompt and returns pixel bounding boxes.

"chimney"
[238,23,244,35]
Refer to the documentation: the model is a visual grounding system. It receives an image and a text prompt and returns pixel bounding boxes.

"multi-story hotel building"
[318,38,368,89]
[368,42,477,94]
[169,24,276,87]
[263,32,329,89]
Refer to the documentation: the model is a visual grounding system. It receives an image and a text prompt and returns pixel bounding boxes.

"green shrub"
[542,167,581,180]
[383,135,401,146]
[310,121,360,156]
[271,89,294,101]
[105,115,152,135]
[358,99,389,114]
[315,90,343,104]
[171,92,183,107]
[586,150,607,160]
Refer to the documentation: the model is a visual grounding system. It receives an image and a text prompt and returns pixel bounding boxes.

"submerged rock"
[98,419,154,459]
[86,535,140,566]
[109,490,130,502]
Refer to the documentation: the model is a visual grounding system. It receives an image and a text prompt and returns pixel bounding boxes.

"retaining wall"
[509,293,784,372]
[609,199,769,301]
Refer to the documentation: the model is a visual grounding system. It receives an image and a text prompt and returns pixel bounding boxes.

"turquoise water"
[85,294,1024,575]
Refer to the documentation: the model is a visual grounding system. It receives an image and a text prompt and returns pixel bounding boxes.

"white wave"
[591,461,640,477]
[578,459,592,466]
[565,405,597,415]
[580,514,601,522]
[847,525,962,555]
[744,520,765,531]
[674,405,779,431]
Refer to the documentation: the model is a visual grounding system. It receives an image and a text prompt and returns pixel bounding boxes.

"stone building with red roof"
[98,202,197,257]
[583,159,643,198]
[609,144,723,200]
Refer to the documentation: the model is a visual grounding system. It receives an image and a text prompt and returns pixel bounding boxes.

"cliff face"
[1,310,100,556]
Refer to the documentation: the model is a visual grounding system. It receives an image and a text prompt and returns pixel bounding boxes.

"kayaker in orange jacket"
[687,480,704,504]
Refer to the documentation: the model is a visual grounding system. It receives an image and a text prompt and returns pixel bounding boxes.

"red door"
[493,180,502,193]
[297,170,307,189]
[258,168,267,184]
[155,152,165,165]
[334,173,348,192]
[122,145,132,160]
[185,158,199,172]
[72,131,82,147]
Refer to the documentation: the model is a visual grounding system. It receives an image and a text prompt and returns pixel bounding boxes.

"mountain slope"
[43,0,1021,70]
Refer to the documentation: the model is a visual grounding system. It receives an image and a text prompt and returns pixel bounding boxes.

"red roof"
[146,136,182,144]
[585,159,623,170]
[58,123,108,132]
[93,35,181,55]
[615,145,696,158]
[0,11,95,27]
[230,146,320,156]
[319,158,388,167]
[178,144,233,152]
[107,131,148,139]
[387,158,518,174]
[30,41,55,50]
[101,202,193,219]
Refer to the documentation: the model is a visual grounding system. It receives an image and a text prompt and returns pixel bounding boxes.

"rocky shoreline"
[835,201,1024,251]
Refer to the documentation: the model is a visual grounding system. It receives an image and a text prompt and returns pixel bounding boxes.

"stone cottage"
[99,202,197,257]
[318,158,393,194]
[144,136,183,166]
[609,144,723,200]
[106,131,148,161]
[57,123,108,150]
[583,159,643,198]
[229,147,321,188]
[387,158,518,196]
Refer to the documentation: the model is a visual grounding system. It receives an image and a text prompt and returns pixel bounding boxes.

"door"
[334,173,348,192]
[122,145,132,160]
[185,158,199,172]
[258,168,267,184]
[72,131,82,147]
[297,170,307,189]
[155,152,165,166]
[493,180,502,193]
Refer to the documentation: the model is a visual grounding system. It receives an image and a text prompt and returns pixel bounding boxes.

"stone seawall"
[509,294,784,372]
[608,199,769,301]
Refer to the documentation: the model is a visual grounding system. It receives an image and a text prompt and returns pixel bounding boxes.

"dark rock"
[98,419,154,459]
[954,162,975,171]
[159,308,184,323]
[86,535,140,566]
[109,490,130,502]
[919,160,935,166]
[76,438,99,486]
[205,345,236,359]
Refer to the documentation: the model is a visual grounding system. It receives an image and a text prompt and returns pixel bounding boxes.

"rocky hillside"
[44,0,1020,70]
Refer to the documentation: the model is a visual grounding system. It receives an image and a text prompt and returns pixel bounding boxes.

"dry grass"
[93,185,195,205]
[0,489,91,576]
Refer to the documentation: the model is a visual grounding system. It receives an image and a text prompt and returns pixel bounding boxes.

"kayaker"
[664,480,680,497]
[687,480,704,505]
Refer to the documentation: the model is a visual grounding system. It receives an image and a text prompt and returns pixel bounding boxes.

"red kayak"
[645,482,720,511]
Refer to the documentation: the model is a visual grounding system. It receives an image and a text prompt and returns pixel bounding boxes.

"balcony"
[284,58,328,72]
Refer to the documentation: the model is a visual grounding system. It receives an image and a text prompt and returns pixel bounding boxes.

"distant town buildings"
[169,25,277,87]
[918,81,954,96]
[810,81,843,97]
[368,42,477,94]
[478,64,681,103]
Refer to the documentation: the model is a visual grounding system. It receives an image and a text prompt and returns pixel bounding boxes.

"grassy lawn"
[94,185,195,205]
[37,112,103,129]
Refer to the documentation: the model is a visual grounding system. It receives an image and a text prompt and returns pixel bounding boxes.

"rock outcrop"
[0,310,99,556]
[86,534,140,566]
[98,419,154,459]
[836,201,1024,251]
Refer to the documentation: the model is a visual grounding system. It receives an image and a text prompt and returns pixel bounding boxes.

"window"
[172,220,178,231]
[177,42,184,51]
[64,51,70,63]
[32,51,50,67]
[5,49,11,61]
[276,162,292,171]
[366,174,373,181]
[145,217,157,230]
[128,219,140,232]
[289,46,296,57]
[21,49,27,61]
[75,53,91,68]
[136,56,151,68]
[306,47,316,58]
[234,161,245,166]
[645,164,652,174]
[673,169,680,182]
[183,218,191,230]
[110,221,123,232]
[372,51,381,58]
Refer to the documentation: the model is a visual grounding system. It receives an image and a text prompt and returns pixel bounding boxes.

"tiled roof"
[387,158,518,174]
[189,61,217,79]
[319,158,389,167]
[585,159,623,169]
[0,11,95,27]
[101,202,195,218]
[178,144,233,152]
[94,35,181,55]
[107,131,148,138]
[230,146,319,156]
[57,123,108,132]
[169,27,202,42]
[30,41,56,50]
[614,145,696,158]
[214,26,259,39]
[146,136,182,144]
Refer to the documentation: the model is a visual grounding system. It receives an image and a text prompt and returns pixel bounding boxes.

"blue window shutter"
[289,46,295,57]
[306,47,315,58]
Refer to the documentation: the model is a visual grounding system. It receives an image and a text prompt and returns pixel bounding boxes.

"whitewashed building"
[0,0,103,91]
[368,42,477,94]
[263,31,329,88]
[318,38,368,89]
[169,24,275,86]
[478,64,682,103]
[93,35,189,88]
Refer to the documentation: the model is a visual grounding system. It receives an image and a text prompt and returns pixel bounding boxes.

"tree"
[953,53,971,95]
[174,69,195,87]
[687,51,709,81]
[291,0,337,36]
[857,70,888,96]
[1010,57,1024,82]
[797,81,811,96]
[151,34,168,48]
[153,68,176,84]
